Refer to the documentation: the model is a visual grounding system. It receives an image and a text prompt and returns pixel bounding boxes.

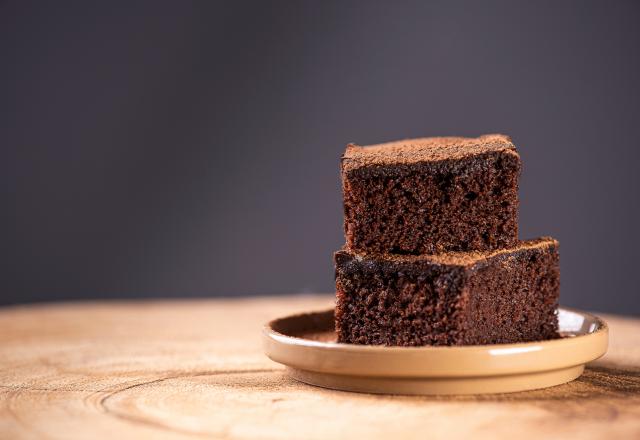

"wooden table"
[1,295,639,439]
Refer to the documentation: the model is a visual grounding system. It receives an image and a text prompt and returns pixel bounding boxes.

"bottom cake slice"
[334,237,559,346]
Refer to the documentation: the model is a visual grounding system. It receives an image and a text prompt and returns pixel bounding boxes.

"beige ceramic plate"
[263,307,608,395]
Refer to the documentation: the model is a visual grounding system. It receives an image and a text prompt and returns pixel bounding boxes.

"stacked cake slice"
[334,134,560,346]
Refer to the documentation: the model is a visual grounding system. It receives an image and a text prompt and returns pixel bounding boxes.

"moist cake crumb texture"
[342,134,521,255]
[333,133,560,346]
[335,238,559,346]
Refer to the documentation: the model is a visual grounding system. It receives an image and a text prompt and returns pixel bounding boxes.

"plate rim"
[262,306,609,379]
[264,306,608,352]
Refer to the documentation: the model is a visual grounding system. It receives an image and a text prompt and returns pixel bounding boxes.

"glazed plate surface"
[262,307,608,395]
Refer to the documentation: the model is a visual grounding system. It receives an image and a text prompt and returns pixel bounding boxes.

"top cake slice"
[341,134,520,254]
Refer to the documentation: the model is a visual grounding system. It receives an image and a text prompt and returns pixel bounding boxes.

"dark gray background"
[2,1,639,314]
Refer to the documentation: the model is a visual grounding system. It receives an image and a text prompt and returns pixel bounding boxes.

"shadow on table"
[440,363,640,402]
[272,362,640,403]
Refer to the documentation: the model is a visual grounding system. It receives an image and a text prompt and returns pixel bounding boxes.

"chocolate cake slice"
[334,238,559,346]
[341,134,521,254]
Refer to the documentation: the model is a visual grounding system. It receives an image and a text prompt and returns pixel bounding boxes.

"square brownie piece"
[334,238,559,346]
[341,134,521,254]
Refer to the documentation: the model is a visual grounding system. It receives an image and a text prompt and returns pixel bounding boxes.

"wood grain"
[0,295,638,440]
